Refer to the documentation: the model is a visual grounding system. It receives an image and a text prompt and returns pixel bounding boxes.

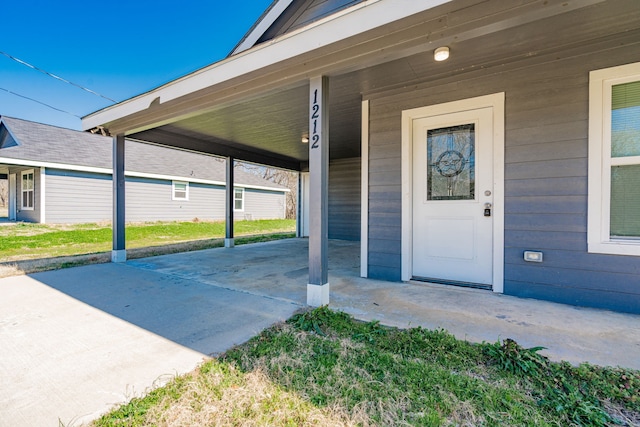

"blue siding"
[366,37,640,312]
[329,158,360,241]
[506,281,640,315]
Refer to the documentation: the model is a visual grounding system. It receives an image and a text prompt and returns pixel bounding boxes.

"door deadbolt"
[484,203,492,217]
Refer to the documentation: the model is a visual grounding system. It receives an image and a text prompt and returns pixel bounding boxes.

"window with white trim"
[588,62,640,255]
[21,170,34,210]
[234,187,244,211]
[172,181,189,200]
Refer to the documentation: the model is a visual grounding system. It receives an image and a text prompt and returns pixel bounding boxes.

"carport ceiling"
[133,79,364,169]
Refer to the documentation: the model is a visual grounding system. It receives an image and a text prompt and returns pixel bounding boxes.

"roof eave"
[81,0,452,133]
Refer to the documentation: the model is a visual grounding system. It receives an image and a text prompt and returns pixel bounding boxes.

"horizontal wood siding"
[367,114,402,280]
[241,189,286,220]
[125,178,225,222]
[367,39,640,312]
[329,157,361,241]
[43,170,284,223]
[45,170,111,223]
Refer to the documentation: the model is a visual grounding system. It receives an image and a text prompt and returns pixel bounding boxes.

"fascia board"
[82,0,451,131]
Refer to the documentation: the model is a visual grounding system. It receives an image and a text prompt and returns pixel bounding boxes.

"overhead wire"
[0,87,82,118]
[0,50,117,103]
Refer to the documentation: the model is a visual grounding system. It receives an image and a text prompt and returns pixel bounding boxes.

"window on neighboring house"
[172,181,189,200]
[21,170,34,210]
[588,62,640,255]
[234,187,244,211]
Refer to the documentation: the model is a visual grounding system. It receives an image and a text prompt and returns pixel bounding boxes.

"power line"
[0,50,117,103]
[0,87,82,118]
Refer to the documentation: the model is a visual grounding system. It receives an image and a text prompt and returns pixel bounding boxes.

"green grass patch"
[0,219,295,261]
[91,307,640,427]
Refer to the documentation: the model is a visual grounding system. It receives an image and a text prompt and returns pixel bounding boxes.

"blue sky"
[0,0,273,130]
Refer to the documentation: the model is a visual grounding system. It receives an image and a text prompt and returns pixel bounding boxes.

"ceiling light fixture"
[434,46,450,61]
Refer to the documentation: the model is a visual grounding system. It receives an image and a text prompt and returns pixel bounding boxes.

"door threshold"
[411,276,492,291]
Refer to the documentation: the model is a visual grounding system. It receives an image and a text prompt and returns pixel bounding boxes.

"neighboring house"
[0,116,288,223]
[83,0,640,314]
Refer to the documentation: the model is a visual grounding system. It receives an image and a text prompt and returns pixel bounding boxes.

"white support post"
[307,76,330,307]
[360,100,369,278]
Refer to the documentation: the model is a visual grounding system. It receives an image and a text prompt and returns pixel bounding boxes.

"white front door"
[8,173,16,221]
[411,107,494,286]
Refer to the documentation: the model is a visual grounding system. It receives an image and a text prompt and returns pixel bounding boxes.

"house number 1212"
[311,89,320,149]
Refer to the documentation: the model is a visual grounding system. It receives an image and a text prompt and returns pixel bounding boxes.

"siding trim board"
[400,92,505,292]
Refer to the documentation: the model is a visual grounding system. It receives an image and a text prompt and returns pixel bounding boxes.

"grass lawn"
[0,219,296,262]
[92,307,639,427]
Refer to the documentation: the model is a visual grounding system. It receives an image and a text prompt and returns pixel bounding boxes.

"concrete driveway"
[0,258,301,426]
[2,238,639,426]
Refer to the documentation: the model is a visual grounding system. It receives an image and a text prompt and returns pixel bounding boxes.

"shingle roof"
[0,116,287,191]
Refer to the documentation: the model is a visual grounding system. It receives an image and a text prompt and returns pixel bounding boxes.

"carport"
[81,0,639,311]
[81,1,416,305]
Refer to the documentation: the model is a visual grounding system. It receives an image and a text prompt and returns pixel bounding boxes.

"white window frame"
[172,180,189,201]
[21,169,34,210]
[234,187,244,212]
[588,62,640,256]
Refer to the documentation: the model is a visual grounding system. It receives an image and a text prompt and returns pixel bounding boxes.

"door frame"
[401,93,505,292]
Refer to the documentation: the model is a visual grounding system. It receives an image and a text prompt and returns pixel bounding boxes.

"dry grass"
[143,363,366,427]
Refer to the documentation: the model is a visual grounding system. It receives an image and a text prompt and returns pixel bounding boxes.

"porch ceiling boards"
[83,0,635,171]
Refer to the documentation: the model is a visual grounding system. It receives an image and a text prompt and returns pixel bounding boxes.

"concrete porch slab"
[131,238,640,370]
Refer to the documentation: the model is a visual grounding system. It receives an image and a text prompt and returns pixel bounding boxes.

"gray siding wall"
[44,169,285,224]
[329,157,361,241]
[241,188,286,220]
[126,178,225,222]
[366,41,640,313]
[46,169,111,223]
[10,166,41,223]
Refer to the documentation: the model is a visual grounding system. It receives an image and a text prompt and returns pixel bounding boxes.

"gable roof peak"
[231,0,370,57]
[231,0,295,56]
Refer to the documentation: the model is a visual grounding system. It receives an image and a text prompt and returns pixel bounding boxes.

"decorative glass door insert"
[427,124,475,200]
